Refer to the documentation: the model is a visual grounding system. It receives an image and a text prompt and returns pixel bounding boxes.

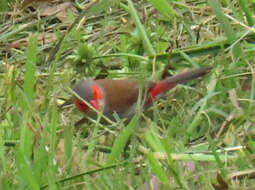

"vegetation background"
[0,0,254,189]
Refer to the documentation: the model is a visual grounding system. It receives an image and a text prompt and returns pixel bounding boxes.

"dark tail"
[147,67,211,103]
[164,67,211,84]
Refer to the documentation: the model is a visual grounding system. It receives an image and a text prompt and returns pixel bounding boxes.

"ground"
[0,0,255,189]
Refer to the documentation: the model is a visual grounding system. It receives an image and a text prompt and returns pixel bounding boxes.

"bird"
[71,67,210,124]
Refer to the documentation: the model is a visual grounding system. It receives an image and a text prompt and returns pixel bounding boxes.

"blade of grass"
[0,0,8,11]
[179,51,200,68]
[153,152,237,162]
[64,125,73,166]
[207,0,242,61]
[92,53,149,61]
[147,0,176,20]
[16,150,40,190]
[187,66,218,135]
[48,108,58,167]
[162,138,183,187]
[17,34,40,189]
[0,128,6,174]
[91,30,254,65]
[106,114,139,165]
[40,162,127,189]
[125,0,155,55]
[208,137,227,178]
[144,122,182,186]
[239,0,254,27]
[0,16,53,43]
[46,0,99,65]
[23,34,37,107]
[85,0,117,16]
[19,34,37,157]
[47,107,58,189]
[147,151,168,183]
[144,122,165,152]
[183,23,197,44]
[84,113,104,170]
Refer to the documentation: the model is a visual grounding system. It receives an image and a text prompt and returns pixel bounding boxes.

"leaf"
[147,0,176,20]
[0,0,8,11]
[147,151,168,183]
[126,0,155,55]
[17,150,40,190]
[23,34,37,107]
[207,0,242,60]
[106,114,139,165]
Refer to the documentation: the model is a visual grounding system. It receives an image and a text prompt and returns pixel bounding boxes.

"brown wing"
[95,79,139,117]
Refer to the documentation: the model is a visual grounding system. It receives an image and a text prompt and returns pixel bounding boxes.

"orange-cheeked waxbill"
[72,67,210,122]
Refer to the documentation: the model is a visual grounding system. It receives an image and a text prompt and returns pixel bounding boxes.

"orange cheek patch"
[74,84,102,112]
[91,85,102,100]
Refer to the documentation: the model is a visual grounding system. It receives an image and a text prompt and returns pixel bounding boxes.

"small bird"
[72,67,210,124]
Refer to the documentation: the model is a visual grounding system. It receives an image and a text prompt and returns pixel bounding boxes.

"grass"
[1,0,255,189]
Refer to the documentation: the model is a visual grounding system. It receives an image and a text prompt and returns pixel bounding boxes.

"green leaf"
[147,0,176,19]
[208,137,227,178]
[126,0,155,55]
[239,0,254,26]
[0,0,8,12]
[106,114,139,165]
[86,0,118,16]
[23,34,37,107]
[17,150,40,190]
[144,123,165,152]
[207,0,242,60]
[147,151,168,183]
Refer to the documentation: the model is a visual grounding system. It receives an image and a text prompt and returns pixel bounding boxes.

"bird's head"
[72,79,103,112]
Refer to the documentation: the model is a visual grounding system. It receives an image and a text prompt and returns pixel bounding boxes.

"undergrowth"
[1,0,255,189]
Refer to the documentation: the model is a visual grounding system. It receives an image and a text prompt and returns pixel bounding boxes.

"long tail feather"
[164,67,211,84]
[147,67,211,103]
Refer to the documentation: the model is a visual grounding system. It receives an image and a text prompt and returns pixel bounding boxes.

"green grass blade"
[179,51,199,68]
[187,66,218,135]
[239,0,254,26]
[249,76,255,110]
[86,0,117,16]
[49,108,58,165]
[106,114,139,165]
[16,150,40,190]
[0,128,6,174]
[207,0,242,60]
[147,0,176,20]
[0,18,50,43]
[84,125,99,169]
[147,151,168,183]
[23,34,37,107]
[41,163,126,189]
[162,139,183,187]
[18,34,37,160]
[208,137,227,178]
[126,0,155,55]
[154,152,237,161]
[0,0,8,11]
[47,108,58,189]
[144,122,165,152]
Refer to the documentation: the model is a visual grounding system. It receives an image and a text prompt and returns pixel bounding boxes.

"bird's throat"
[74,84,103,112]
[74,98,89,112]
